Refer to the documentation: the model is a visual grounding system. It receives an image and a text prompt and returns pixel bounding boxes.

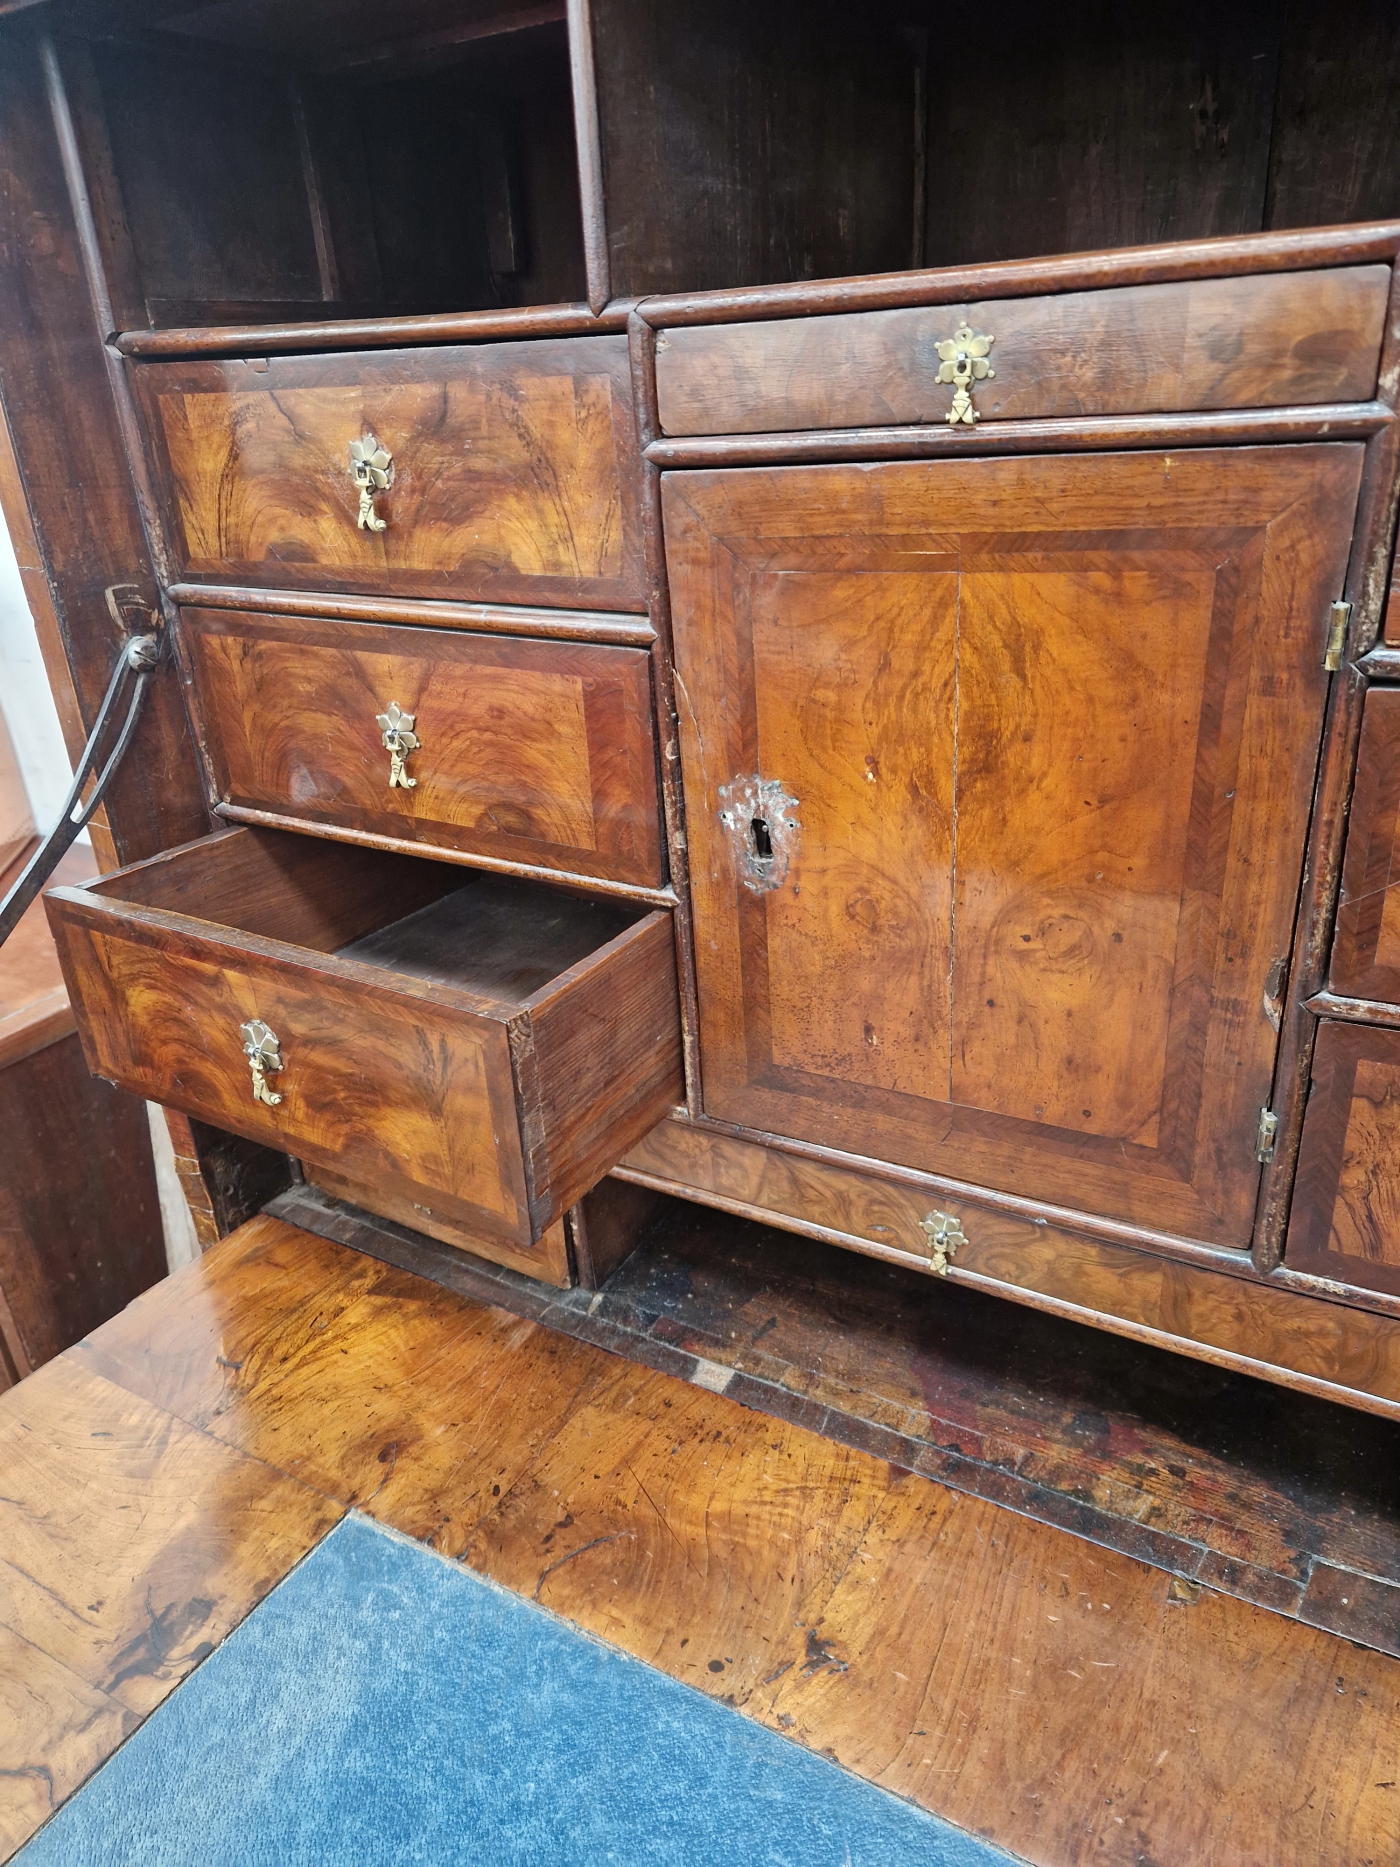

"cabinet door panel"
[1288,1023,1400,1297]
[665,447,1361,1246]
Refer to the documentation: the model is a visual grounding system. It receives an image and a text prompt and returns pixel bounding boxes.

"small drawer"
[1331,688,1400,1001]
[133,336,646,611]
[1288,1022,1400,1298]
[45,828,682,1285]
[182,607,666,889]
[655,265,1390,436]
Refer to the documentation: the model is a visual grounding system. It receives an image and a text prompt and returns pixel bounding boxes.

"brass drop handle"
[240,1019,284,1106]
[349,434,393,531]
[934,323,995,426]
[376,703,420,789]
[920,1208,966,1275]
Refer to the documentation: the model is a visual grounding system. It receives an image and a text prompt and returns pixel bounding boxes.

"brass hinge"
[1323,600,1352,672]
[1255,1107,1279,1164]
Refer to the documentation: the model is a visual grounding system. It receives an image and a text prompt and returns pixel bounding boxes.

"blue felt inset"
[20,1513,1019,1866]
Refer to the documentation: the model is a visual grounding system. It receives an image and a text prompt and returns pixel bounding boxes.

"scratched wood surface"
[132,338,646,613]
[5,1211,1398,1864]
[665,444,1361,1246]
[181,606,666,888]
[45,828,682,1267]
[654,265,1391,435]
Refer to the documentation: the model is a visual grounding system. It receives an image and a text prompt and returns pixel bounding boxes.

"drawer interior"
[90,828,646,1001]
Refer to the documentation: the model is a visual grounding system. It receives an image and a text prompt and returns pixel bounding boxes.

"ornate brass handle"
[920,1208,966,1275]
[934,323,995,426]
[240,1019,284,1106]
[349,434,393,531]
[376,702,420,789]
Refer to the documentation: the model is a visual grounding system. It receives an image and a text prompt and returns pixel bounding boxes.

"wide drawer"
[45,828,683,1284]
[1331,687,1400,1001]
[133,336,646,611]
[655,265,1390,435]
[1288,1022,1400,1298]
[182,606,666,888]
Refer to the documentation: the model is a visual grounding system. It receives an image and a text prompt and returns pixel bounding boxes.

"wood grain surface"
[42,1211,1400,1867]
[45,829,681,1267]
[182,606,665,887]
[133,338,646,612]
[665,444,1361,1246]
[1289,1022,1400,1296]
[618,1117,1400,1417]
[655,264,1391,435]
[1331,687,1400,999]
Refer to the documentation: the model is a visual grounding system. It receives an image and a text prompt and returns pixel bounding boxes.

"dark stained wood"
[646,403,1393,469]
[1288,1022,1400,1296]
[665,445,1360,1246]
[1331,688,1400,999]
[1266,0,1400,233]
[654,266,1391,436]
[45,828,682,1269]
[916,1,1284,270]
[132,338,646,613]
[0,841,166,1375]
[167,582,654,644]
[636,221,1400,330]
[0,841,93,1069]
[182,607,666,888]
[617,1118,1400,1417]
[2,1208,1392,1865]
[566,0,609,314]
[0,1033,167,1374]
[162,1109,292,1248]
[0,26,207,869]
[591,0,916,300]
[569,1173,664,1288]
[116,299,633,359]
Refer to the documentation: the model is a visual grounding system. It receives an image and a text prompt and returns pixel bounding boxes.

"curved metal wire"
[0,633,162,949]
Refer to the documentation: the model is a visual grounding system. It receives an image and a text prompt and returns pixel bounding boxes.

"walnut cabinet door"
[664,446,1363,1247]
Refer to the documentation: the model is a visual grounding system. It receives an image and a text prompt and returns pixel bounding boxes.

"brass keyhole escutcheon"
[934,323,995,425]
[377,702,421,790]
[920,1208,966,1275]
[349,434,393,531]
[240,1019,284,1107]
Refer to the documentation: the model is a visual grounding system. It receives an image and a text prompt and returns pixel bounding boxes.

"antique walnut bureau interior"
[3,1,1400,1405]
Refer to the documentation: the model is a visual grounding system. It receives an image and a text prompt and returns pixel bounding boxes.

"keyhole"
[750,816,773,860]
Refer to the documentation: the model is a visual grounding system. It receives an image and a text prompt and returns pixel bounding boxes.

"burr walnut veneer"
[7,1,1400,1412]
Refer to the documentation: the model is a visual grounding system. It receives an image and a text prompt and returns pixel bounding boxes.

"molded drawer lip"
[44,827,683,1277]
[180,605,668,893]
[131,335,647,613]
[654,265,1392,437]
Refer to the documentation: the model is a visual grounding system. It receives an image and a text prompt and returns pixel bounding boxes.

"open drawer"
[44,828,682,1285]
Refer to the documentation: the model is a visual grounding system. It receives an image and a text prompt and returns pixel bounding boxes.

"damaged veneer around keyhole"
[718,775,800,892]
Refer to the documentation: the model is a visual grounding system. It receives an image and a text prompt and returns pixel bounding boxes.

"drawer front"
[1331,688,1400,1001]
[1289,1022,1400,1297]
[655,265,1390,435]
[53,911,534,1246]
[183,607,666,887]
[135,336,646,611]
[46,829,684,1282]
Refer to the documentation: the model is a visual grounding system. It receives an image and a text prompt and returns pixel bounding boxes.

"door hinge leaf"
[1323,600,1352,672]
[1255,1106,1279,1164]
